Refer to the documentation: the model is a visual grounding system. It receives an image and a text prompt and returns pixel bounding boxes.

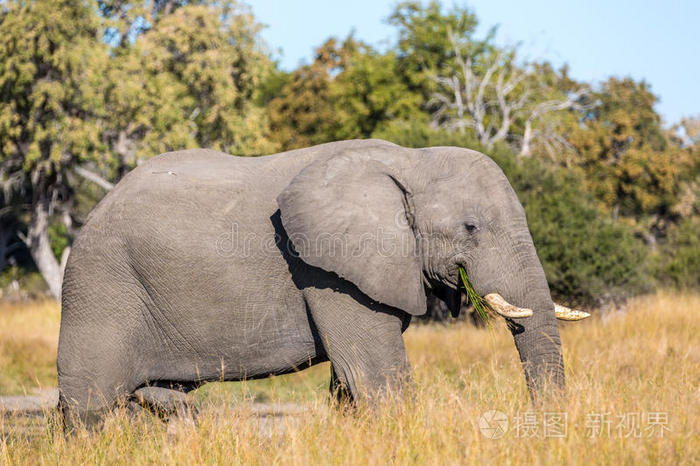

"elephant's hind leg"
[58,368,133,432]
[58,290,147,431]
[57,321,144,432]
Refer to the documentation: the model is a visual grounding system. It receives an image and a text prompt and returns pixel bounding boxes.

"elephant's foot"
[58,382,126,434]
[131,386,198,422]
[329,364,353,406]
[59,404,113,434]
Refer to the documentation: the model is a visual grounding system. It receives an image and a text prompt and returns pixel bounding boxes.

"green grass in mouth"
[458,266,490,326]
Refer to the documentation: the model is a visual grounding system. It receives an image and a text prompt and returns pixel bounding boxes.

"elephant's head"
[278,140,585,400]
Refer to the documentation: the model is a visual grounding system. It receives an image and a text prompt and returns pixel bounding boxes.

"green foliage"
[1,0,281,298]
[513,161,651,305]
[268,36,421,150]
[257,68,291,107]
[563,78,699,225]
[489,145,651,305]
[0,0,108,192]
[373,118,478,148]
[389,0,488,94]
[267,37,351,150]
[104,1,278,161]
[0,266,47,300]
[332,47,422,140]
[653,216,700,289]
[48,223,69,261]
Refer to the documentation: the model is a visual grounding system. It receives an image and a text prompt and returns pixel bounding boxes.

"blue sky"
[246,0,700,126]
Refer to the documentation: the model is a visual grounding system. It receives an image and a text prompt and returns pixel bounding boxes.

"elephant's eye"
[464,223,479,233]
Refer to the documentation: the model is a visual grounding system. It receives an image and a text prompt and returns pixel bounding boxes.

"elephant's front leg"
[304,285,412,404]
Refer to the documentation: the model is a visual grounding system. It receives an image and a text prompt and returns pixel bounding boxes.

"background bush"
[653,216,700,289]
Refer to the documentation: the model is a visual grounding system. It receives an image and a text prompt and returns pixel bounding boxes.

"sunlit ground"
[1,292,698,464]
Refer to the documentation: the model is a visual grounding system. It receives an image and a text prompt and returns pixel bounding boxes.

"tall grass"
[1,292,698,464]
[0,300,59,394]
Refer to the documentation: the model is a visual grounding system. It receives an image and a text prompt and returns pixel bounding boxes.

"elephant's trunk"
[510,289,565,401]
[477,225,565,402]
[506,242,565,401]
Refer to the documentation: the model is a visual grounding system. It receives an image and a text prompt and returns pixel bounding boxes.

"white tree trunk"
[26,199,63,300]
[74,166,114,191]
[521,121,534,157]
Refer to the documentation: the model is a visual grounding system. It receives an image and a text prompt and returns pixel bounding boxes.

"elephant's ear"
[277,151,426,315]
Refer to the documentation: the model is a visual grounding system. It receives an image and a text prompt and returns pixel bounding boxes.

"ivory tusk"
[483,293,533,319]
[554,303,591,321]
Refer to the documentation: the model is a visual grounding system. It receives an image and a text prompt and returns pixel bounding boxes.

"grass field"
[1,293,699,464]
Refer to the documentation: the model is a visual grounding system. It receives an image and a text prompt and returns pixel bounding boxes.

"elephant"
[57,139,587,428]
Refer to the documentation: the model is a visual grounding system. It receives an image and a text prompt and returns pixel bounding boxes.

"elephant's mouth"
[455,266,590,321]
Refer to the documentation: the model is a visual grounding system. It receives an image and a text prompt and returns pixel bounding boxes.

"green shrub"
[48,223,69,261]
[373,118,480,149]
[0,265,49,299]
[653,216,700,288]
[519,167,650,305]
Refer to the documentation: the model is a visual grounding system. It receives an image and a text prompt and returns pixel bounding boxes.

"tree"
[389,0,485,98]
[268,35,421,150]
[267,38,349,150]
[654,215,700,288]
[1,0,278,298]
[0,0,108,298]
[510,156,650,305]
[430,30,588,155]
[672,115,700,147]
[332,43,422,140]
[564,78,699,238]
[101,0,278,174]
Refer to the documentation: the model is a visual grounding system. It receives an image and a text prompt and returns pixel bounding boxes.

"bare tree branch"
[74,166,114,191]
[432,30,589,155]
[520,88,588,157]
[434,31,525,147]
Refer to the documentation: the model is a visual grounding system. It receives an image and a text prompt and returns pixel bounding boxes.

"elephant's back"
[78,149,301,241]
[82,139,400,235]
[68,139,405,285]
[92,149,287,216]
[71,149,296,277]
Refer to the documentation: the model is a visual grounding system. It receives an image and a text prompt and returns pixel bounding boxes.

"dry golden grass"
[0,300,60,395]
[1,292,699,464]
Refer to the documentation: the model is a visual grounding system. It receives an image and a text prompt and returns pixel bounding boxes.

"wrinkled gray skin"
[58,139,563,426]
